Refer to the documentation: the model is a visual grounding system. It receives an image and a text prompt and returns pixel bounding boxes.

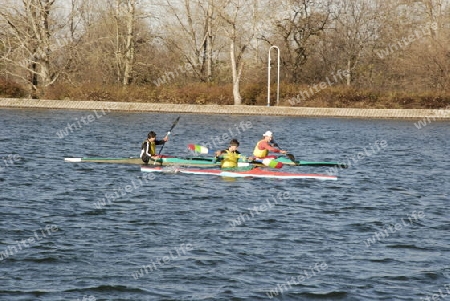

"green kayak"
[64,156,347,168]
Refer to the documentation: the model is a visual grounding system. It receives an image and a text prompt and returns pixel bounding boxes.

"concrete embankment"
[1,98,449,119]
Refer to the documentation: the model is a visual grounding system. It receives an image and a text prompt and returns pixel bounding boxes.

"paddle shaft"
[158,117,180,155]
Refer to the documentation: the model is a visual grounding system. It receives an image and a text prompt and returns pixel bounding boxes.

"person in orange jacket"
[252,131,287,158]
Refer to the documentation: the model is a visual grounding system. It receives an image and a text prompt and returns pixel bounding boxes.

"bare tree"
[156,0,221,83]
[123,0,136,85]
[216,0,260,105]
[206,0,214,82]
[264,0,332,83]
[330,0,384,86]
[0,0,58,98]
[112,0,137,85]
[399,0,446,37]
[401,0,450,90]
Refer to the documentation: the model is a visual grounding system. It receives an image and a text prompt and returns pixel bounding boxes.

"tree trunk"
[346,59,352,86]
[114,0,121,83]
[230,40,242,105]
[30,57,38,99]
[206,0,213,82]
[26,0,53,97]
[122,0,135,85]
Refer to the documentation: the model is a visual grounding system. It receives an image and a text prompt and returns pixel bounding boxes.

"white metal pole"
[267,49,271,107]
[276,47,280,105]
[267,46,280,107]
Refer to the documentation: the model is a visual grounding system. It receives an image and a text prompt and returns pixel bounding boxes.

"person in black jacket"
[140,131,168,163]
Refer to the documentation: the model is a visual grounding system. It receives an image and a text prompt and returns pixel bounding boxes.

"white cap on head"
[263,131,273,137]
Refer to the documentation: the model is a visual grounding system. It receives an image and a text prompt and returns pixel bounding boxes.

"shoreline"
[1,98,449,120]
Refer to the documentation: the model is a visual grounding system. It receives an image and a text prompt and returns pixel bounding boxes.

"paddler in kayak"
[215,139,253,170]
[253,131,288,159]
[140,131,169,163]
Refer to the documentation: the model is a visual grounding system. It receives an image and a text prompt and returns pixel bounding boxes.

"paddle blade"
[167,117,180,135]
[286,153,296,163]
[188,144,213,155]
[64,158,82,162]
[262,158,283,169]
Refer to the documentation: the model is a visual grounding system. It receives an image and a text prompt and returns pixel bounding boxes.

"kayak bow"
[65,156,218,167]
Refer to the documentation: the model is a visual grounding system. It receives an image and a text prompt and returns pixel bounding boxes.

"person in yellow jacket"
[253,131,288,158]
[215,139,253,169]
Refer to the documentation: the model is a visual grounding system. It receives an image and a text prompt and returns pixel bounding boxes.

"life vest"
[220,150,241,168]
[253,140,269,158]
[140,140,156,158]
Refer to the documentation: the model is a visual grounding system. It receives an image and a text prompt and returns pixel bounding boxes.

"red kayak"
[140,166,337,180]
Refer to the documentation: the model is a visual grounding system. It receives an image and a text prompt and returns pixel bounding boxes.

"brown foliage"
[0,77,27,98]
[283,85,450,109]
[241,83,267,106]
[5,80,450,109]
[43,82,235,105]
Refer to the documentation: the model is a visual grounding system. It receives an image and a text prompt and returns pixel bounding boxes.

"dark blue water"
[0,108,449,301]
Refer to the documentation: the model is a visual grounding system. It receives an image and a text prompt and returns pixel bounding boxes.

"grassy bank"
[1,79,449,109]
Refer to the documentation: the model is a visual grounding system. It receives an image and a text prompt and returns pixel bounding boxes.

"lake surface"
[0,108,449,301]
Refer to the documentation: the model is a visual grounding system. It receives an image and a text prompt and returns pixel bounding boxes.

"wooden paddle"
[187,144,283,168]
[154,116,180,165]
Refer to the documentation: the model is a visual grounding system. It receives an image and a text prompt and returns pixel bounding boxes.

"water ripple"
[0,110,448,300]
